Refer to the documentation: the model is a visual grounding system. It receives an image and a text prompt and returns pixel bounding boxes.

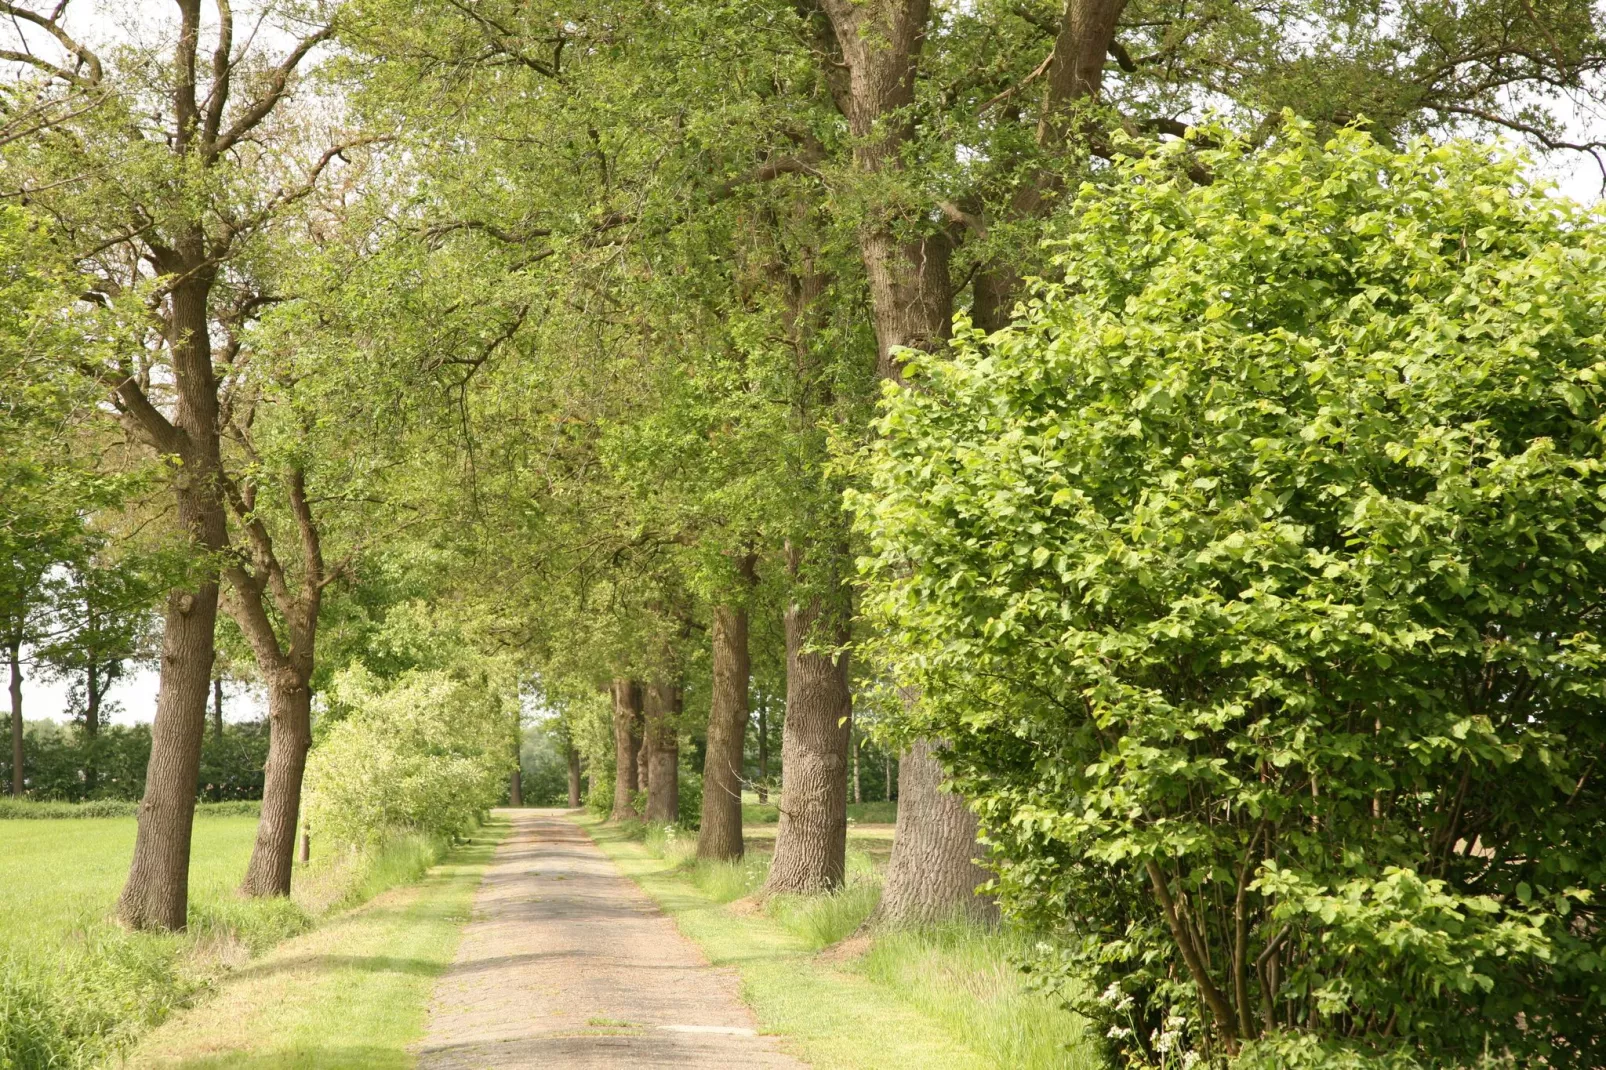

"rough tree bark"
[810,0,1003,926]
[636,732,651,793]
[223,466,325,899]
[117,272,231,931]
[763,581,853,895]
[870,738,998,926]
[699,587,752,861]
[610,678,642,821]
[644,677,681,823]
[8,635,22,798]
[566,743,582,808]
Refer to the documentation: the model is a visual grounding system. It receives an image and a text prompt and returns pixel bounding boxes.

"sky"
[8,1,1605,725]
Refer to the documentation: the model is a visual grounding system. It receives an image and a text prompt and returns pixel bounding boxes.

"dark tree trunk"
[699,599,750,860]
[239,673,312,897]
[118,579,221,929]
[870,738,997,927]
[509,707,524,807]
[644,677,680,823]
[610,678,642,821]
[9,635,22,798]
[117,268,230,932]
[763,591,853,895]
[212,677,223,738]
[756,694,769,803]
[84,661,102,794]
[636,731,651,793]
[567,743,582,808]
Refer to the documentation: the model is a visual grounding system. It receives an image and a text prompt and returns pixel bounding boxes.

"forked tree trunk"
[567,744,582,808]
[699,600,750,860]
[763,594,853,895]
[239,673,313,897]
[870,738,997,927]
[610,678,642,821]
[8,635,22,798]
[644,678,680,823]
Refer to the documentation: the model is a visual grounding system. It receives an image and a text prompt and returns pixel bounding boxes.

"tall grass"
[859,923,1098,1069]
[0,817,450,1069]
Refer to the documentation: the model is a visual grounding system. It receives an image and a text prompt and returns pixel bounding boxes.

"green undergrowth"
[587,815,1100,1069]
[0,799,262,820]
[0,812,450,1069]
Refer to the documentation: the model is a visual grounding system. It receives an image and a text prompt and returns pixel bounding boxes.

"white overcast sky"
[9,2,1605,724]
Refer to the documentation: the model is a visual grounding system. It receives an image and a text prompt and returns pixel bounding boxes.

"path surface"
[415,809,807,1069]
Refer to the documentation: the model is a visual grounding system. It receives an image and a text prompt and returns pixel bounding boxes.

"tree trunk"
[699,600,750,860]
[885,753,893,801]
[567,743,582,808]
[117,272,229,932]
[509,708,524,807]
[85,660,101,795]
[239,673,312,897]
[644,677,680,823]
[8,635,22,798]
[212,677,223,739]
[636,731,650,793]
[763,592,853,895]
[870,738,997,927]
[852,729,862,805]
[610,678,642,821]
[299,826,310,864]
[118,580,221,930]
[757,694,769,803]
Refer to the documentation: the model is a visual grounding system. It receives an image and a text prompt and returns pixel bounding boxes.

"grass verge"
[125,818,506,1069]
[0,812,467,1068]
[582,816,1101,1070]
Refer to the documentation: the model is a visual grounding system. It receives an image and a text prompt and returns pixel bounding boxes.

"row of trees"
[5,0,1605,1065]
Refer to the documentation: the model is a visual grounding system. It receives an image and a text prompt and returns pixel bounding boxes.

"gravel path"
[414,808,807,1069]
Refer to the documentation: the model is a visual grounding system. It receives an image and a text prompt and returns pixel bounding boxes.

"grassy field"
[0,805,453,1068]
[588,817,1101,1070]
[127,819,507,1069]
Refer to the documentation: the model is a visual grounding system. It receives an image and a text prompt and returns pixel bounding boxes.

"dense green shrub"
[858,124,1606,1067]
[303,668,514,845]
[0,720,269,802]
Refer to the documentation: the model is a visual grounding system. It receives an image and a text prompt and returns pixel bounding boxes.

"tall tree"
[1,0,351,928]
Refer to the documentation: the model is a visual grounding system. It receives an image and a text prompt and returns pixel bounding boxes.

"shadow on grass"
[151,1045,412,1069]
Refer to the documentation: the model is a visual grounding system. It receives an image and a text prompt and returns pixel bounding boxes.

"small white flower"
[1182,1052,1201,1070]
[1106,1025,1131,1039]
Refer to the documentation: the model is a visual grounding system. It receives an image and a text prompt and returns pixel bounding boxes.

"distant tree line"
[0,719,270,802]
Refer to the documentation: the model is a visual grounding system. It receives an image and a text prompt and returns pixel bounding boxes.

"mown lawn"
[0,814,260,957]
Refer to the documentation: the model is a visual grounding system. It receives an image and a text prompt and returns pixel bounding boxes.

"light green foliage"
[857,123,1606,1066]
[305,668,515,846]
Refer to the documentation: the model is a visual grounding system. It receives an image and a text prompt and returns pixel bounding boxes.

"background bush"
[303,667,514,845]
[858,124,1606,1067]
[0,720,270,802]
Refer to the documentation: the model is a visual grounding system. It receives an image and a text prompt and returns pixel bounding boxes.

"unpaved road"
[415,809,806,1069]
